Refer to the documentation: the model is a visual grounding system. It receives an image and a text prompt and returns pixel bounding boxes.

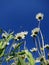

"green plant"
[0,13,49,65]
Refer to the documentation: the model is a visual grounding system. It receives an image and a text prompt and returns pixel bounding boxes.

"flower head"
[30,48,37,52]
[2,32,8,38]
[14,31,28,40]
[36,13,44,21]
[44,44,49,49]
[11,62,16,65]
[12,43,17,49]
[35,58,40,63]
[31,28,40,37]
[40,56,45,62]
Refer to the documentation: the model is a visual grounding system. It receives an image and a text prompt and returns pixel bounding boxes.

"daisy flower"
[14,31,28,40]
[2,33,8,38]
[11,63,16,65]
[30,48,37,52]
[44,44,49,49]
[36,13,44,21]
[35,58,40,63]
[12,43,17,49]
[31,28,40,37]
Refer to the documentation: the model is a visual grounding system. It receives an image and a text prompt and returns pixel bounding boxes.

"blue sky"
[0,0,49,65]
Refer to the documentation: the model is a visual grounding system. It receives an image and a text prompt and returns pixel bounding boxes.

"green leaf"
[17,51,25,55]
[13,42,24,51]
[0,40,6,57]
[17,60,21,65]
[0,41,3,49]
[0,39,7,49]
[6,56,14,62]
[18,55,26,65]
[25,50,35,65]
[6,34,14,42]
[0,49,5,57]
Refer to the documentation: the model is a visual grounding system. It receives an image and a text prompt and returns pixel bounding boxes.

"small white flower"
[31,28,40,37]
[40,56,45,62]
[35,59,40,63]
[44,44,49,49]
[2,33,8,38]
[14,31,28,40]
[30,48,37,52]
[12,43,17,49]
[11,62,16,65]
[36,13,44,21]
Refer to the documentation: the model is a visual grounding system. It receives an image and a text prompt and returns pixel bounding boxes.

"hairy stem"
[40,30,45,58]
[37,36,43,56]
[38,21,41,28]
[34,38,41,56]
[24,40,26,50]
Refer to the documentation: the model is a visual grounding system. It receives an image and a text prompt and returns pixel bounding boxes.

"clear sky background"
[0,0,49,65]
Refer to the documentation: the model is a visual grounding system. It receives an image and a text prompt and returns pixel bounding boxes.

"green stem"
[40,30,45,58]
[34,38,41,56]
[38,21,41,28]
[24,40,26,50]
[37,36,43,56]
